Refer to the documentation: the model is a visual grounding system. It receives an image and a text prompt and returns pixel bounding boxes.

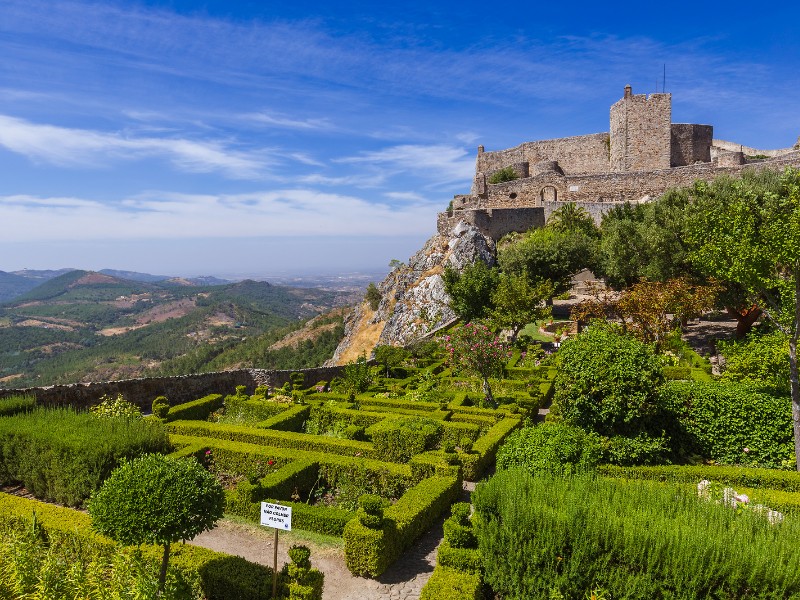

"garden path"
[191,481,476,600]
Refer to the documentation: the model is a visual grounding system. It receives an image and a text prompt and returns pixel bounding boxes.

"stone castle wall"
[0,366,349,411]
[448,85,800,240]
[443,151,800,238]
[476,132,610,178]
[610,88,672,172]
[671,124,713,166]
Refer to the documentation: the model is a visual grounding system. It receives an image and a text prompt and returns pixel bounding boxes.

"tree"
[373,344,409,377]
[548,203,599,239]
[489,271,553,343]
[686,167,800,469]
[497,227,596,297]
[88,453,225,595]
[615,277,719,351]
[442,261,498,322]
[598,189,693,289]
[441,322,507,406]
[341,355,374,397]
[364,283,381,311]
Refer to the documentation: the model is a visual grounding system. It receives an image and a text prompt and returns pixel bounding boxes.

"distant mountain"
[0,271,348,387]
[99,269,171,283]
[11,268,76,282]
[0,271,41,304]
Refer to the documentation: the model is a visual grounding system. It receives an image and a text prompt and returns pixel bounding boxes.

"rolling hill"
[0,270,349,387]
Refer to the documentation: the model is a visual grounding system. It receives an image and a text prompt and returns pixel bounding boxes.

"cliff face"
[329,222,495,364]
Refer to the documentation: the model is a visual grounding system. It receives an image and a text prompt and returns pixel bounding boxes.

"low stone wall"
[0,365,349,411]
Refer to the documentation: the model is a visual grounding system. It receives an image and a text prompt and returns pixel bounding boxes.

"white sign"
[261,502,292,530]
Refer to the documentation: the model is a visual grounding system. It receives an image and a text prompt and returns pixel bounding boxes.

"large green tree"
[686,167,800,469]
[598,188,692,289]
[498,227,596,297]
[489,271,553,343]
[442,261,498,322]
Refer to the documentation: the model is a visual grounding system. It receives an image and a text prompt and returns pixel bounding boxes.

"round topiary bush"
[151,396,170,419]
[87,453,225,593]
[496,422,602,476]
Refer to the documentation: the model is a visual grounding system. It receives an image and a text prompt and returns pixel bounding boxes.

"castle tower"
[610,84,672,172]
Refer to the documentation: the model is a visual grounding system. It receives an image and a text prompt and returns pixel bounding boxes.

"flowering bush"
[441,323,508,405]
[90,394,142,419]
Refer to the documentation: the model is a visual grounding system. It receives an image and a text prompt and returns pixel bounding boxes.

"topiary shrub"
[151,396,170,420]
[496,422,602,476]
[88,453,225,594]
[282,544,324,600]
[459,437,474,454]
[443,502,476,549]
[357,494,385,528]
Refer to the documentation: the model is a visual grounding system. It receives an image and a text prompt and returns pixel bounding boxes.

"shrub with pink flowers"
[441,323,508,406]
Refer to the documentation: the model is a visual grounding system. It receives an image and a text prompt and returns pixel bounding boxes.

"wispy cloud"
[0,189,442,242]
[338,144,475,185]
[247,112,334,131]
[0,115,269,179]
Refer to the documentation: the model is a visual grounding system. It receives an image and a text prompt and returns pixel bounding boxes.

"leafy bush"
[473,469,800,599]
[0,407,169,506]
[496,422,602,476]
[88,453,225,593]
[364,283,381,311]
[488,166,519,184]
[718,329,790,394]
[555,323,665,437]
[371,417,443,462]
[0,394,35,417]
[661,380,793,468]
[90,393,142,419]
[216,396,287,425]
[152,395,171,419]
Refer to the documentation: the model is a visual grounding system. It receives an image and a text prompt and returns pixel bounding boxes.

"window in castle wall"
[509,193,518,200]
[540,186,558,202]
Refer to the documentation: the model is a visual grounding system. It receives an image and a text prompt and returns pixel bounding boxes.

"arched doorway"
[540,186,558,202]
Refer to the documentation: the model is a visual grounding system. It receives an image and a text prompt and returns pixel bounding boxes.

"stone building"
[438,85,800,239]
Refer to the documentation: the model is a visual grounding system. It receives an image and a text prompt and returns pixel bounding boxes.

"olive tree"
[686,167,800,469]
[88,453,225,595]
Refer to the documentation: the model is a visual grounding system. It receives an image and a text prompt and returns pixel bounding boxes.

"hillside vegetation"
[0,270,348,387]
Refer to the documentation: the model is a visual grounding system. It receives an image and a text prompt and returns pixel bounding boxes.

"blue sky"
[1,0,799,278]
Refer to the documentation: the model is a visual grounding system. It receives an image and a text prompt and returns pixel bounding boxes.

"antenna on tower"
[663,64,666,93]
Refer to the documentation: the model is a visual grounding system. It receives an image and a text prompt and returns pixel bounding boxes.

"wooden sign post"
[260,502,293,598]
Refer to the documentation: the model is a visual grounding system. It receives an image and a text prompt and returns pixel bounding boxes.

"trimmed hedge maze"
[165,366,538,576]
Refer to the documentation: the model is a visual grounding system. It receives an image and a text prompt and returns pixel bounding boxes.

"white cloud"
[384,191,427,202]
[0,115,269,179]
[0,189,442,242]
[247,113,334,131]
[338,144,475,185]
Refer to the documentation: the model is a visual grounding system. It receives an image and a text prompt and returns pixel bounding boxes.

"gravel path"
[191,482,476,600]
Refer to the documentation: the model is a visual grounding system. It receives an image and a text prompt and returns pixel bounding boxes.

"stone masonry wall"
[445,151,800,231]
[610,89,672,172]
[671,124,713,166]
[437,207,545,238]
[0,366,349,411]
[477,133,610,176]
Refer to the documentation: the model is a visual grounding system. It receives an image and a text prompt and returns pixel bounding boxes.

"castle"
[438,85,800,239]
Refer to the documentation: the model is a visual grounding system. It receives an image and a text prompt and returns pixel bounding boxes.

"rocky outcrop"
[329,222,495,364]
